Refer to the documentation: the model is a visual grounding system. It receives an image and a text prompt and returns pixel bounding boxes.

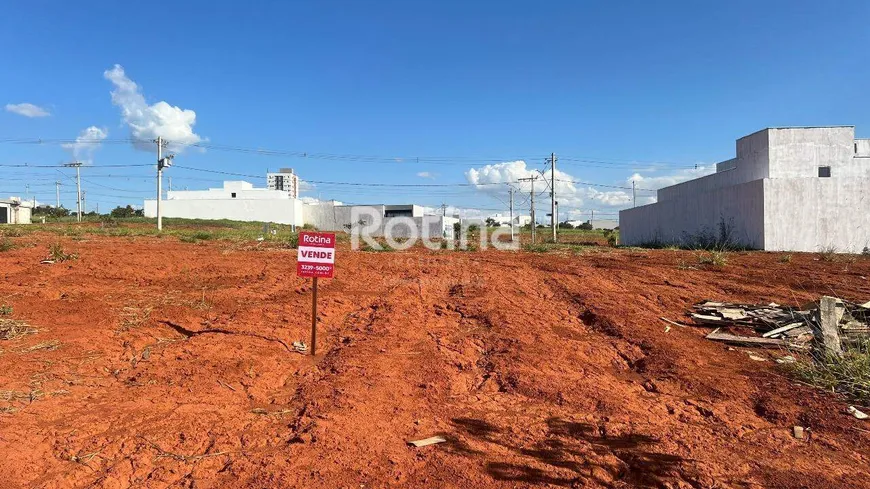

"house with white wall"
[620,126,870,252]
[0,198,32,225]
[144,181,304,226]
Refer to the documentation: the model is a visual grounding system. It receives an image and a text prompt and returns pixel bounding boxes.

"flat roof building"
[620,126,870,252]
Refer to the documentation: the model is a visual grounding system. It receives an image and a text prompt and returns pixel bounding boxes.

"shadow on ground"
[447,417,688,487]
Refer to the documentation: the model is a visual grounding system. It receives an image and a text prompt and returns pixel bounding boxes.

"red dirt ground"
[2,232,870,488]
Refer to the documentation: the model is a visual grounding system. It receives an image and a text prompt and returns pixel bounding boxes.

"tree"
[578,222,593,231]
[33,205,70,218]
[110,205,138,218]
[485,217,498,227]
[558,221,574,229]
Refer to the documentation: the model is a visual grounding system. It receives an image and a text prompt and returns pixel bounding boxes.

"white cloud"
[417,171,436,179]
[62,126,108,163]
[5,103,50,118]
[626,165,714,191]
[625,165,715,205]
[465,160,634,220]
[103,64,203,152]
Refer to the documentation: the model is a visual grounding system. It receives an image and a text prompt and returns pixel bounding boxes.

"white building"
[620,126,870,252]
[144,181,304,226]
[305,201,457,239]
[488,213,532,227]
[0,198,32,225]
[266,168,300,199]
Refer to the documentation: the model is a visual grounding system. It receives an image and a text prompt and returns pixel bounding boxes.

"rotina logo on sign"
[297,231,336,278]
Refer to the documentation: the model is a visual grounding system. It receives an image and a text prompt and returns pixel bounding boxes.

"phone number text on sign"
[297,231,336,278]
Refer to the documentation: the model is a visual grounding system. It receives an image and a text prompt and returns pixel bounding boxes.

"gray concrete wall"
[763,178,870,253]
[658,129,770,202]
[857,139,870,157]
[305,202,452,239]
[620,179,765,248]
[303,203,379,232]
[767,127,858,178]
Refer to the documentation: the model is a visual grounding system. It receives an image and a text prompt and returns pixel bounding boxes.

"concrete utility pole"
[509,185,515,243]
[441,203,447,217]
[155,137,174,231]
[632,180,636,208]
[81,191,86,215]
[55,181,61,209]
[519,175,539,244]
[550,153,557,243]
[64,162,83,222]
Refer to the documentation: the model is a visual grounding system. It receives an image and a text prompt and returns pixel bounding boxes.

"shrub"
[0,238,13,252]
[607,234,618,247]
[0,305,11,316]
[819,245,838,262]
[191,231,213,241]
[287,233,299,249]
[48,243,77,262]
[698,251,727,267]
[779,254,792,264]
[786,340,870,404]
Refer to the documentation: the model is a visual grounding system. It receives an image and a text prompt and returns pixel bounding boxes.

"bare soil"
[2,231,870,488]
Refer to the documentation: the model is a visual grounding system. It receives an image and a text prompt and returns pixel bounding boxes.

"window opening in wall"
[231,192,237,198]
[818,166,831,178]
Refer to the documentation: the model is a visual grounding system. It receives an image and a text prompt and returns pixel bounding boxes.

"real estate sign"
[297,231,336,278]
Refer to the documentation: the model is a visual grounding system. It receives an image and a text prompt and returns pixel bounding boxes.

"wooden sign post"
[297,232,336,355]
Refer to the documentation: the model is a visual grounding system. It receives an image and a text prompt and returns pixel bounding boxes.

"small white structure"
[144,181,303,226]
[488,213,532,227]
[266,168,300,199]
[620,126,870,252]
[0,198,32,225]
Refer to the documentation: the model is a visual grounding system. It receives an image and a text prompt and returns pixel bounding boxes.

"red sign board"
[297,232,336,278]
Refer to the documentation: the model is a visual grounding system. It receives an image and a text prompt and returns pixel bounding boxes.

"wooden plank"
[762,322,804,338]
[705,329,792,348]
[408,436,447,447]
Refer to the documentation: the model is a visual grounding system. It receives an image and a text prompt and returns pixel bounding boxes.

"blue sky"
[2,0,869,219]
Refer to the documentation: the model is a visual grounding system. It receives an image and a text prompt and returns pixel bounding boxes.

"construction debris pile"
[687,298,870,353]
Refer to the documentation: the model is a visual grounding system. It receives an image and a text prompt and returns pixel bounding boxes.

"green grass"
[523,243,550,253]
[786,341,870,404]
[0,305,12,316]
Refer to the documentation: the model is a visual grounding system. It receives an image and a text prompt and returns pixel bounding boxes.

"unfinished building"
[620,126,870,252]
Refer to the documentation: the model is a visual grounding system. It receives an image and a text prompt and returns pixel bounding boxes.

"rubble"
[689,298,870,351]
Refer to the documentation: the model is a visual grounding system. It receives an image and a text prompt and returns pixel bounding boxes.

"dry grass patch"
[19,340,60,353]
[0,319,37,340]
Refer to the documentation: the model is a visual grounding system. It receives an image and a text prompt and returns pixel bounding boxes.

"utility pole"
[168,176,172,192]
[441,203,447,217]
[509,185,515,243]
[550,153,557,243]
[632,180,636,208]
[519,175,539,244]
[81,191,86,215]
[55,181,61,209]
[591,209,594,227]
[64,162,83,222]
[155,137,174,231]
